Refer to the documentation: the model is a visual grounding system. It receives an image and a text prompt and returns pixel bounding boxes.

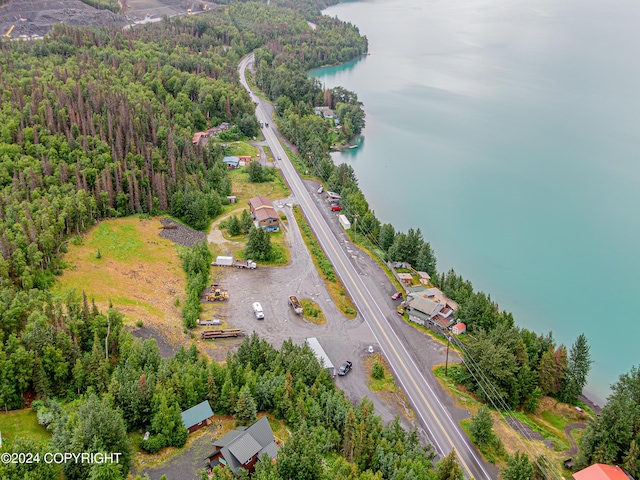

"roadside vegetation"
[293,206,357,318]
[434,364,586,475]
[299,298,325,324]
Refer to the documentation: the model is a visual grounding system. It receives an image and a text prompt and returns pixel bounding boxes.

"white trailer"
[338,214,351,230]
[212,256,234,266]
[305,337,335,377]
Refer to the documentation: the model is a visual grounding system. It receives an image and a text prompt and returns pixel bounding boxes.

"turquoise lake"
[311,0,640,405]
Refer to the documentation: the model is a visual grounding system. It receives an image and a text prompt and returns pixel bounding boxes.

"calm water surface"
[312,0,640,404]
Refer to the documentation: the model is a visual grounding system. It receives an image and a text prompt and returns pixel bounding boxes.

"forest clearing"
[54,217,188,348]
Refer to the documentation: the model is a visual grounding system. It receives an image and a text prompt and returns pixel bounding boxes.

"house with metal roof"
[205,417,279,474]
[572,464,633,480]
[254,207,280,232]
[181,400,214,434]
[405,291,458,330]
[223,156,240,169]
[248,195,274,214]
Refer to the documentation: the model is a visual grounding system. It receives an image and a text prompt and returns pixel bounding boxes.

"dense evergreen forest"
[0,4,388,480]
[0,0,636,477]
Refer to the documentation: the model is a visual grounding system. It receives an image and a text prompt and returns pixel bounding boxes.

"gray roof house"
[205,417,279,474]
[182,400,214,434]
[405,291,456,329]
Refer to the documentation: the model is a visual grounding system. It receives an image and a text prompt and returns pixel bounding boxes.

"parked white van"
[253,302,264,319]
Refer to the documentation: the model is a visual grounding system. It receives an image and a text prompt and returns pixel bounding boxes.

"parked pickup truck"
[212,256,257,269]
[338,361,353,376]
[288,295,303,315]
[197,319,222,327]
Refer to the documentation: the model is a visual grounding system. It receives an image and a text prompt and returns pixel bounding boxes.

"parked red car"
[331,205,342,211]
[391,291,403,300]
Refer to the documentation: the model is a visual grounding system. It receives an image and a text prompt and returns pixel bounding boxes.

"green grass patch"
[292,206,357,318]
[460,419,507,465]
[540,410,569,432]
[222,141,259,158]
[88,222,145,262]
[508,411,569,452]
[265,415,289,441]
[225,169,289,214]
[300,298,326,324]
[365,354,397,393]
[0,409,51,443]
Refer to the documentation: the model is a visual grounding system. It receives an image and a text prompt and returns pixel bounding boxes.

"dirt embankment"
[0,0,125,38]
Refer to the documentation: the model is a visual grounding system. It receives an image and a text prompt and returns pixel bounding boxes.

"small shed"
[452,323,466,335]
[181,400,214,434]
[338,214,351,230]
[227,196,237,204]
[417,271,431,285]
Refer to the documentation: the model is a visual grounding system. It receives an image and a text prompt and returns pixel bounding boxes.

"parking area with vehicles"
[198,187,467,434]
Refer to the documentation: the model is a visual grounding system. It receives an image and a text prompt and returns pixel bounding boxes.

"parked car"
[317,186,324,194]
[331,205,342,211]
[391,291,403,300]
[338,361,352,376]
[253,302,264,320]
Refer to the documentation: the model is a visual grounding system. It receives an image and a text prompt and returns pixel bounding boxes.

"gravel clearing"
[0,0,125,38]
[159,218,206,248]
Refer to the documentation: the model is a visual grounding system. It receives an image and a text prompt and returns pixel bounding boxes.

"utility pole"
[353,213,358,243]
[445,335,451,376]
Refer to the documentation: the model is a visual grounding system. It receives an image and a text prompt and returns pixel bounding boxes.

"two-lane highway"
[238,54,494,480]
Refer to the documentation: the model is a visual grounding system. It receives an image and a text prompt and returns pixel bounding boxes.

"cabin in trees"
[249,196,280,232]
[181,400,214,434]
[572,464,633,480]
[223,156,241,169]
[315,106,335,118]
[205,417,280,474]
[192,131,209,146]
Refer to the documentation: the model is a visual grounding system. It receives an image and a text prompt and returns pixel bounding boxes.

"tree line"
[1,330,463,480]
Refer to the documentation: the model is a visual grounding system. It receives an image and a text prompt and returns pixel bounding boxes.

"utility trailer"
[200,329,245,340]
[211,256,257,269]
[305,337,335,377]
[289,295,303,314]
[197,319,223,327]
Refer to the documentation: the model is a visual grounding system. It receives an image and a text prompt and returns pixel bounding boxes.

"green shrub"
[372,362,385,379]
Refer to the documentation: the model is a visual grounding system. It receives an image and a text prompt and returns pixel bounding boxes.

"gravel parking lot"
[136,181,478,479]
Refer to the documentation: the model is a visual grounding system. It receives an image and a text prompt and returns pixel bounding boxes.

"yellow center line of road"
[241,54,485,478]
[295,191,477,478]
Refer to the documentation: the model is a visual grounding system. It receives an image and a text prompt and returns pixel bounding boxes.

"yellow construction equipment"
[206,289,229,302]
[3,25,15,38]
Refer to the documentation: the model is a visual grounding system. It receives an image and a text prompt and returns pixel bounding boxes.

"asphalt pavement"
[238,53,498,480]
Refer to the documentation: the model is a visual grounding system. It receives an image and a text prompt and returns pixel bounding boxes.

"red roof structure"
[573,464,632,480]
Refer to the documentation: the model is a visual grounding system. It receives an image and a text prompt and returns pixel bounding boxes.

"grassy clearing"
[225,168,289,216]
[433,364,576,470]
[54,217,187,343]
[292,206,357,319]
[0,408,51,442]
[222,141,260,158]
[265,414,290,442]
[300,298,326,324]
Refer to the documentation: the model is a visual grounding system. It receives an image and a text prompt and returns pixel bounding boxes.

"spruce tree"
[469,406,494,446]
[502,452,534,480]
[235,385,257,426]
[436,448,464,480]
